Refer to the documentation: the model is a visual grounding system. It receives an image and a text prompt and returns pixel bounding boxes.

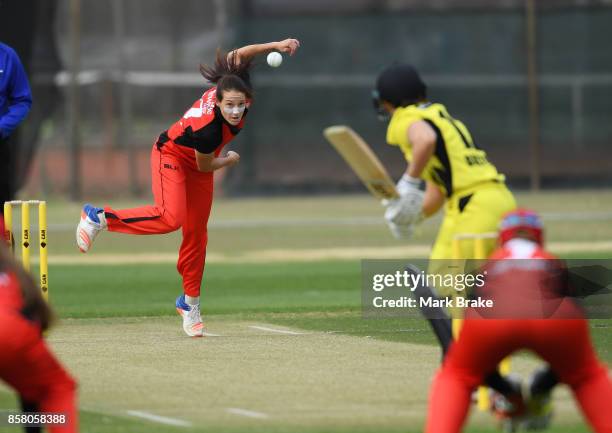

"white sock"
[185,295,200,306]
[96,209,108,229]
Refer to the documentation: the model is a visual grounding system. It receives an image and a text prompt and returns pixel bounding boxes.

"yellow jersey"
[386,102,504,197]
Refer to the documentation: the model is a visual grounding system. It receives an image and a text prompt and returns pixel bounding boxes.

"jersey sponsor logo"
[465,154,488,166]
[183,88,216,119]
[183,104,204,119]
[203,88,216,115]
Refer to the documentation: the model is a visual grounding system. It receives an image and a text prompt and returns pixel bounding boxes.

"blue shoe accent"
[175,295,191,312]
[83,204,103,224]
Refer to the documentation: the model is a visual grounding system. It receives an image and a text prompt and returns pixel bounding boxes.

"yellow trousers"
[429,181,516,411]
[430,181,517,260]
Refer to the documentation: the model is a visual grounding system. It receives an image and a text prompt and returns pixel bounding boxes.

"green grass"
[51,261,360,318]
[24,189,612,256]
[0,387,591,433]
[48,260,612,365]
[0,391,190,433]
[48,259,447,350]
[3,191,612,432]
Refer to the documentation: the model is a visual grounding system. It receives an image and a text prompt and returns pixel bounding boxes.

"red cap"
[499,208,544,245]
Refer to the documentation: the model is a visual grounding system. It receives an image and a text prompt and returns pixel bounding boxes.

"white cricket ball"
[267,51,283,68]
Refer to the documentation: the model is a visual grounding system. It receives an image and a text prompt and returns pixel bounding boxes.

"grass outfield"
[24,261,612,364]
[32,189,612,256]
[1,191,612,432]
[1,261,610,432]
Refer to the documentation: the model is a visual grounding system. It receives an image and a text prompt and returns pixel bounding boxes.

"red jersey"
[489,238,556,261]
[472,239,577,319]
[158,86,247,157]
[0,264,51,330]
[0,270,23,314]
[0,268,48,329]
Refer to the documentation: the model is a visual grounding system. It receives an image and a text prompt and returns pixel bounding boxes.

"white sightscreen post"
[68,0,81,200]
[526,0,541,191]
[215,0,228,48]
[112,0,139,196]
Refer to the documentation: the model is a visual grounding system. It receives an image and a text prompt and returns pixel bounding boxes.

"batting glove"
[396,174,422,197]
[386,221,414,240]
[384,189,424,226]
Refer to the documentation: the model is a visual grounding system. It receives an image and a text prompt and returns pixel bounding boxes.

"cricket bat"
[324,125,399,201]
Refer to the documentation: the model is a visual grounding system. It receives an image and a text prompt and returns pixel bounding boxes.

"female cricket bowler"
[425,210,612,433]
[75,38,300,337]
[0,239,78,433]
[372,63,516,261]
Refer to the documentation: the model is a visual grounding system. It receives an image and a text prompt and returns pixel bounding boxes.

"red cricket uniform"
[425,239,612,433]
[103,87,246,297]
[0,271,78,433]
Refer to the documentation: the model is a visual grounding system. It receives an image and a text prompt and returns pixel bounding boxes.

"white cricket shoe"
[175,295,204,337]
[76,204,106,253]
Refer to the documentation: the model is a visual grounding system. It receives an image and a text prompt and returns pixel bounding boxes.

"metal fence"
[4,0,612,198]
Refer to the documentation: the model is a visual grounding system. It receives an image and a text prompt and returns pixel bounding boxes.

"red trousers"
[426,316,612,433]
[105,143,214,297]
[0,313,78,433]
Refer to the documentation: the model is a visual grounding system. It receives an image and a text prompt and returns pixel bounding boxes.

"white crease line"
[226,407,269,419]
[46,217,382,231]
[248,325,305,335]
[126,410,192,427]
[203,331,221,337]
[40,211,612,232]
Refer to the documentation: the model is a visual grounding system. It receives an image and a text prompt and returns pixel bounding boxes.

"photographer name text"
[372,296,493,309]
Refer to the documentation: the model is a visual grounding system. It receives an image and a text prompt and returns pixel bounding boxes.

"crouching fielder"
[75,39,301,337]
[425,210,612,433]
[0,239,78,433]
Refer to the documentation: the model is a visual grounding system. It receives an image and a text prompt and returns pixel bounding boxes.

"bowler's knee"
[163,209,185,231]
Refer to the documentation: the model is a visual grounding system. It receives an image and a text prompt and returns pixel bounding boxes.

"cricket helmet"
[499,208,544,245]
[374,63,427,108]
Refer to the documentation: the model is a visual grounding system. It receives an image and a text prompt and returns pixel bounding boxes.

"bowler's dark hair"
[0,242,53,331]
[200,49,254,101]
